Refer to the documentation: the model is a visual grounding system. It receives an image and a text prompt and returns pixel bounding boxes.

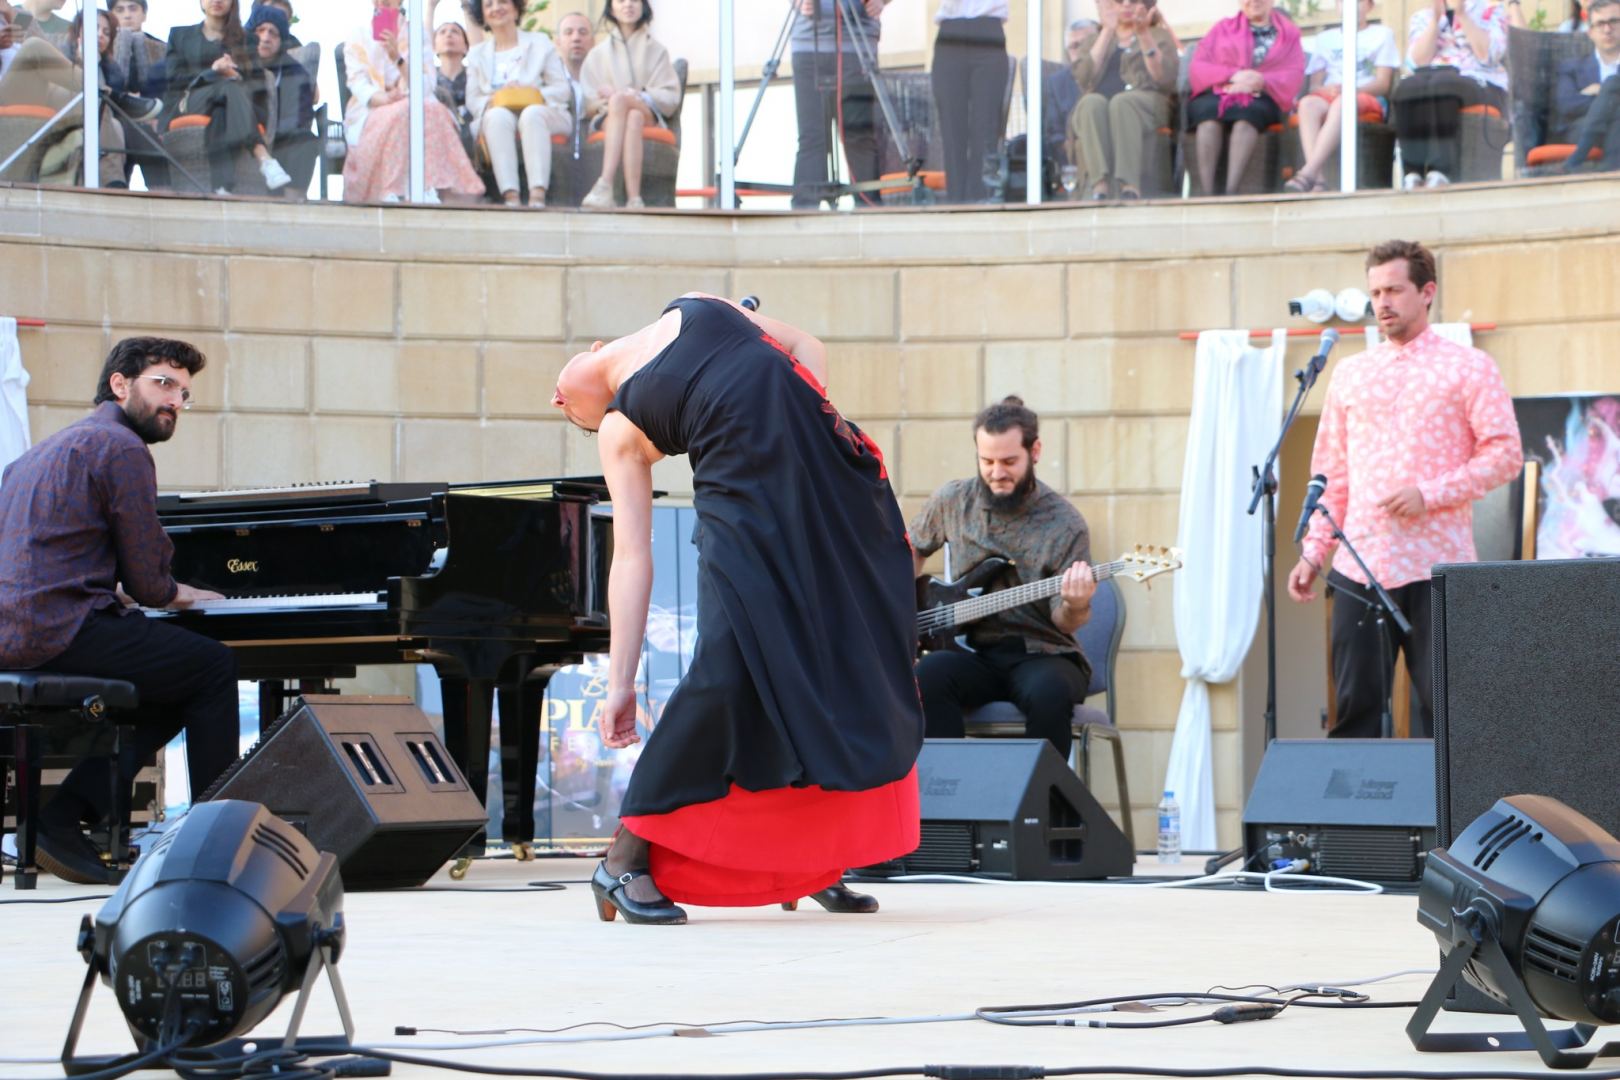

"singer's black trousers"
[1326,570,1434,739]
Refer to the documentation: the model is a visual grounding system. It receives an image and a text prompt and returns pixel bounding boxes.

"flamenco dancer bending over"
[552,294,924,924]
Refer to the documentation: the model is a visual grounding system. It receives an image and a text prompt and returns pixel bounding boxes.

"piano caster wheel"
[511,842,534,862]
[448,857,473,881]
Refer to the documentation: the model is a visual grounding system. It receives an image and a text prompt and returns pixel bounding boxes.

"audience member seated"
[1048,20,1090,172]
[14,0,72,56]
[163,0,292,194]
[341,0,484,204]
[251,0,300,46]
[1068,0,1177,200]
[790,0,886,210]
[246,4,316,195]
[111,0,166,97]
[465,0,570,208]
[1395,0,1509,188]
[549,9,594,205]
[434,20,470,124]
[1285,0,1398,192]
[1188,0,1305,195]
[579,0,679,210]
[70,8,137,184]
[1559,0,1620,170]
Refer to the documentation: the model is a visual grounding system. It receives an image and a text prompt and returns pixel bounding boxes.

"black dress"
[611,297,923,906]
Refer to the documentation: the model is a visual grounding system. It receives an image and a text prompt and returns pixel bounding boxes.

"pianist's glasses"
[135,373,193,409]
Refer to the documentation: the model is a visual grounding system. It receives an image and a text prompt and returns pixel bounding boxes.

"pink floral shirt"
[1303,327,1522,588]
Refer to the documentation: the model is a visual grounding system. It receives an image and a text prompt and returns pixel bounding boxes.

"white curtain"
[0,317,29,475]
[1166,329,1285,850]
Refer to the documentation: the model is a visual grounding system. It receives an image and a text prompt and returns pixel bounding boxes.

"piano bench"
[1,672,140,891]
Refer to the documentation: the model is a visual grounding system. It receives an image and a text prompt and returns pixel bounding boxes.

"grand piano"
[149,477,615,866]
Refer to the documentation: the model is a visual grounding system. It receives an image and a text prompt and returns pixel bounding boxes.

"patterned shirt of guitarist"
[909,476,1092,656]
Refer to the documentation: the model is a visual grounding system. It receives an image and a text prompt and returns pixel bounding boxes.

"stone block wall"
[8,178,1620,847]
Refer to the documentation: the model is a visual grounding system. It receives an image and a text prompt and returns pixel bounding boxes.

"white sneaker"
[381,192,402,204]
[1423,170,1450,188]
[213,186,232,196]
[259,156,292,191]
[625,196,645,209]
[422,188,441,204]
[581,177,615,210]
[1401,171,1424,190]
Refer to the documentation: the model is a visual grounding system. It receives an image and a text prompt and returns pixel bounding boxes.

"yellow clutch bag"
[490,86,544,112]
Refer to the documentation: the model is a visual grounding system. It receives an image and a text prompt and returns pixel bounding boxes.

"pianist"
[0,337,238,884]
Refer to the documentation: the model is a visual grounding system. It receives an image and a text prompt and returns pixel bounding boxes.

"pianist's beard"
[124,397,178,445]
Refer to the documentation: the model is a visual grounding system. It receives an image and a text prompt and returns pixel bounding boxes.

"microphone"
[1294,474,1328,544]
[1307,327,1340,376]
[740,295,761,312]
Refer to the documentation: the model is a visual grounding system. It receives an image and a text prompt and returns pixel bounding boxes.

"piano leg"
[496,665,549,860]
[257,680,286,736]
[438,673,495,866]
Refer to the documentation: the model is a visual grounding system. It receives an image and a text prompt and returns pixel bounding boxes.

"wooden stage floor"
[0,855,1560,1079]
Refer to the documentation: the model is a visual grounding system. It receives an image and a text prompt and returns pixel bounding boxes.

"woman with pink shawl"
[1187,0,1305,194]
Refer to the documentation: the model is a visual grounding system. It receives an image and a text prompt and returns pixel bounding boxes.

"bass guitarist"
[910,396,1095,760]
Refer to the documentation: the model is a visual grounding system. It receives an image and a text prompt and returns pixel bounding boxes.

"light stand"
[1310,504,1412,738]
[731,0,922,206]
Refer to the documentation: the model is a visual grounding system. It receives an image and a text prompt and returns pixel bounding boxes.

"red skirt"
[619,767,919,907]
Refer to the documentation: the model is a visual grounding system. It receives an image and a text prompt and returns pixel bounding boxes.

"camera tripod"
[731,0,923,207]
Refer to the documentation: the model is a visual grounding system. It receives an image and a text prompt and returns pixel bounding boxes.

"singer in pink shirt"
[1287,239,1522,739]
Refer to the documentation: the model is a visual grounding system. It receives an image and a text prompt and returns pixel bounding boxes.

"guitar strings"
[916,558,1142,634]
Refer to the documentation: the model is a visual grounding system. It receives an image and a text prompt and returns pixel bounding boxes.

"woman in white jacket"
[579,0,680,209]
[464,0,571,207]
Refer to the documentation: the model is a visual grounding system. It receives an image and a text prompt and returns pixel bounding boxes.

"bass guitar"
[915,545,1182,654]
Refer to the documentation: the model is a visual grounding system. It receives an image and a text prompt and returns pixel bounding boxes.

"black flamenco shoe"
[590,861,688,925]
[781,883,879,913]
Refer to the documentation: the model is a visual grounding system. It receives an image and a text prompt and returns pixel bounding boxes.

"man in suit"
[1558,0,1620,169]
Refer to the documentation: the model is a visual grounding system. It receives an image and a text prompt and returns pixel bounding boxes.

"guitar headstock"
[1118,544,1183,586]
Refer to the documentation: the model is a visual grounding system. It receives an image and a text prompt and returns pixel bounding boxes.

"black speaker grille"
[1524,925,1583,983]
[1316,828,1422,880]
[909,822,977,873]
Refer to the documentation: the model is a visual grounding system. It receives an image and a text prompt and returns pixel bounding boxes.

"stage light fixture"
[1334,287,1372,322]
[1408,793,1620,1068]
[63,800,354,1065]
[1288,289,1336,323]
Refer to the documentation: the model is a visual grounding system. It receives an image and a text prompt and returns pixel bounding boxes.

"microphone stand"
[1247,348,1330,747]
[1310,505,1412,739]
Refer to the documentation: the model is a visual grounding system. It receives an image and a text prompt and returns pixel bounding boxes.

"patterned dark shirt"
[909,478,1091,655]
[0,402,178,669]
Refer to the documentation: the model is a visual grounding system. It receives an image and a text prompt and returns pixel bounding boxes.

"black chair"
[1,673,138,889]
[1506,26,1603,175]
[960,575,1135,848]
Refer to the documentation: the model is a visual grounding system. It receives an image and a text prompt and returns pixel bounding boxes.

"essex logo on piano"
[226,559,260,574]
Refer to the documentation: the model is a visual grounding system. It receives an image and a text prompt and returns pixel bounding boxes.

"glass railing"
[2,1,1611,207]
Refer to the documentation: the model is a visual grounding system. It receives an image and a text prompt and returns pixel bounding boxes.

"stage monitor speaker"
[1432,559,1620,1012]
[202,695,486,890]
[868,738,1133,881]
[1243,738,1436,883]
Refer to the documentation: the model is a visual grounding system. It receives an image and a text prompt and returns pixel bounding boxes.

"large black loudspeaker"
[1432,559,1620,1013]
[871,739,1133,880]
[1432,559,1620,845]
[1242,738,1436,882]
[203,696,486,890]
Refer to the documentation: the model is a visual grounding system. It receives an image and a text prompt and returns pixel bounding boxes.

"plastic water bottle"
[1157,790,1182,864]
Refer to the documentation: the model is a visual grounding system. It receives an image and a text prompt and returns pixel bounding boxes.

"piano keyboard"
[166,481,378,504]
[146,592,386,614]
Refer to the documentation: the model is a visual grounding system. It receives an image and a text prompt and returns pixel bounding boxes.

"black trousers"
[35,608,239,822]
[916,638,1091,759]
[183,78,265,191]
[930,17,1007,203]
[1392,68,1506,178]
[791,51,880,209]
[1327,571,1434,740]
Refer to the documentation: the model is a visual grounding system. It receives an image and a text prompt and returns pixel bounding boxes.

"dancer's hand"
[600,686,642,749]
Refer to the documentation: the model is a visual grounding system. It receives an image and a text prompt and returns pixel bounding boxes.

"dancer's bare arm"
[597,412,660,748]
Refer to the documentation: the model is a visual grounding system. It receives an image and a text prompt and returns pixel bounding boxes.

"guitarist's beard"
[978,464,1038,512]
